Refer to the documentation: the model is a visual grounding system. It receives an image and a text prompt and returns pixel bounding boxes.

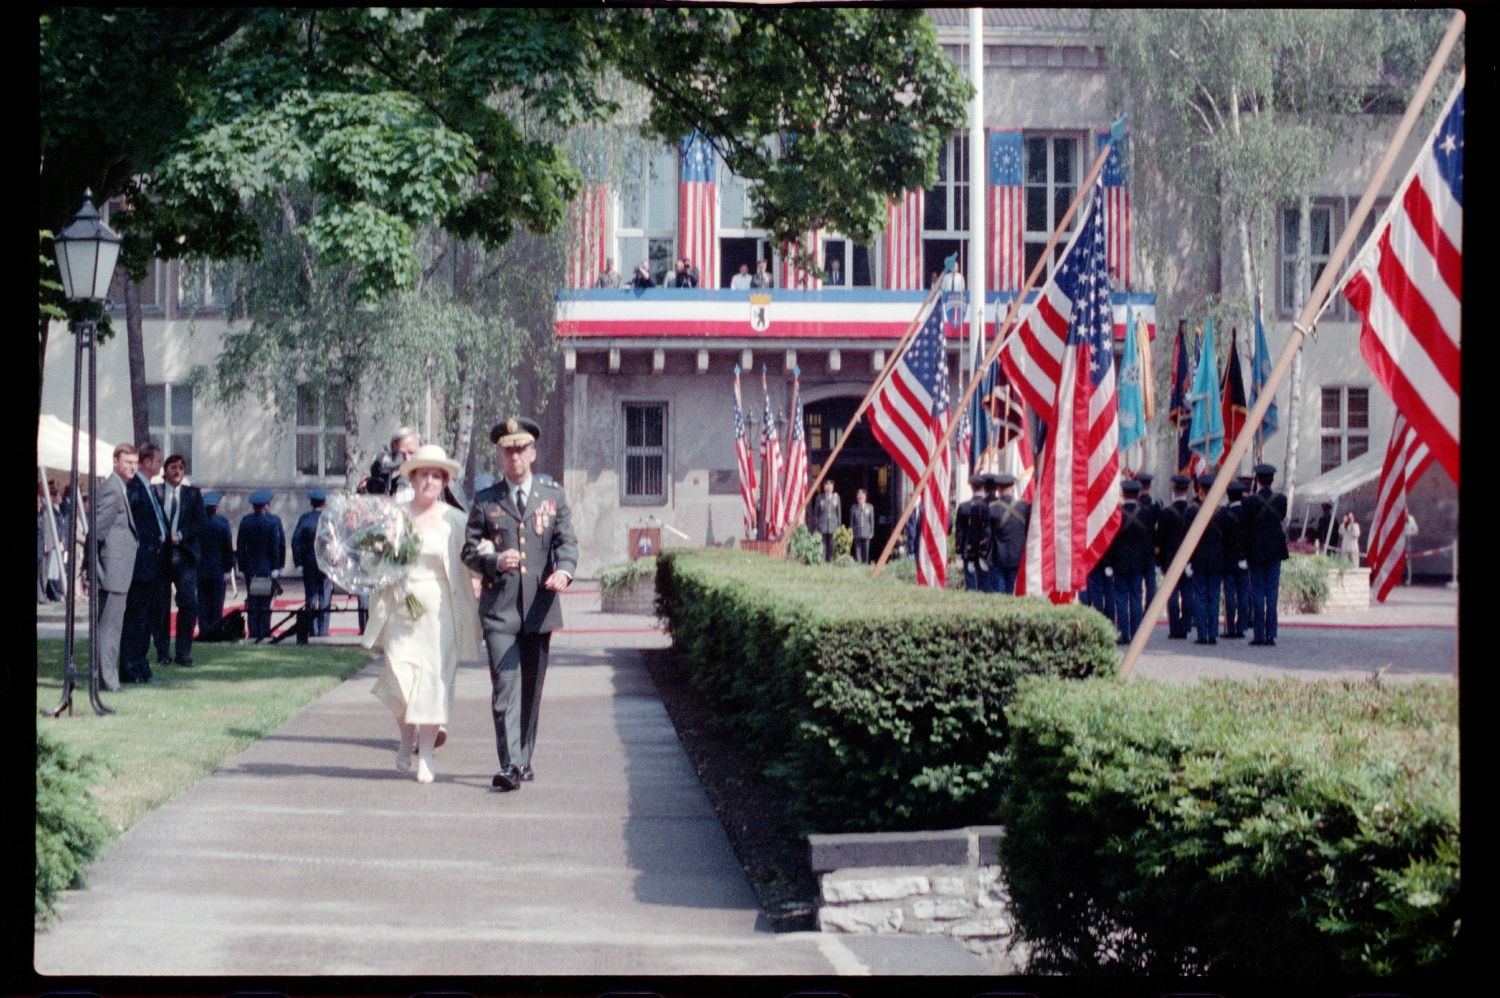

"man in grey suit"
[812,479,842,562]
[94,445,141,692]
[462,417,577,792]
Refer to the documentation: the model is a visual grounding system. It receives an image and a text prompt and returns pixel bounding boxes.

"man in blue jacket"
[197,491,235,631]
[237,490,286,640]
[291,489,331,636]
[121,443,167,683]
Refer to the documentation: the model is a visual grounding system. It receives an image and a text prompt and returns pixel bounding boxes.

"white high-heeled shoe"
[415,753,434,784]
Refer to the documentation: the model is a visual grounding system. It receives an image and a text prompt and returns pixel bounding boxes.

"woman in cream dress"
[362,445,482,783]
[1339,510,1362,566]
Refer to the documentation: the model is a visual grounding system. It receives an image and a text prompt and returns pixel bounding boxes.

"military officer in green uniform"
[462,418,578,792]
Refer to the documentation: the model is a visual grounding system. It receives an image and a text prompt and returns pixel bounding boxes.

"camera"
[364,448,405,496]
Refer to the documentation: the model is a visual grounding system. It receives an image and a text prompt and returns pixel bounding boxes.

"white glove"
[965,561,976,572]
[1238,559,1248,570]
[475,539,496,556]
[1185,564,1194,578]
[1103,567,1113,578]
[271,569,280,579]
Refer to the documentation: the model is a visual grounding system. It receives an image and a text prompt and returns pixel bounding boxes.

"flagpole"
[1120,8,1464,679]
[799,282,944,520]
[872,135,1120,578]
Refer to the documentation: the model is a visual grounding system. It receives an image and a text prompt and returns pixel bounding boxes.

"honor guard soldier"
[1245,463,1290,646]
[237,489,286,640]
[292,489,332,637]
[985,472,1029,595]
[197,491,235,632]
[1136,472,1162,609]
[956,472,990,591]
[1155,475,1196,638]
[1189,470,1229,645]
[1222,480,1252,638]
[1108,479,1155,644]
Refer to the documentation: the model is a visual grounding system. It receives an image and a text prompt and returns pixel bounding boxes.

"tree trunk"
[125,276,149,447]
[1234,212,1259,479]
[1282,197,1310,520]
[451,240,476,491]
[343,387,363,493]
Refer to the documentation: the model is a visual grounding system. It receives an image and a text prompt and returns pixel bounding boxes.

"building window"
[1278,197,1386,320]
[107,258,163,311]
[821,237,874,287]
[923,134,970,281]
[295,384,347,478]
[617,143,678,286]
[622,402,667,504]
[177,258,235,313]
[719,160,773,287]
[146,382,193,472]
[1023,134,1081,278]
[1320,385,1369,474]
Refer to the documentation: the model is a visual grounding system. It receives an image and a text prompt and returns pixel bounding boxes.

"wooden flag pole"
[798,282,944,520]
[1119,9,1464,679]
[871,136,1118,578]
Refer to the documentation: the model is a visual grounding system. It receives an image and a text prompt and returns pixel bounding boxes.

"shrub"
[36,730,116,927]
[599,555,657,597]
[999,676,1460,977]
[656,549,1117,832]
[1280,553,1346,612]
[832,525,853,559]
[785,523,823,565]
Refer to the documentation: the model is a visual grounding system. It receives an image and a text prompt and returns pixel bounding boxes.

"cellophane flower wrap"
[314,492,425,619]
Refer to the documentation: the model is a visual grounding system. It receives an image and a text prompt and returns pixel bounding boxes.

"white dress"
[1339,522,1362,564]
[371,514,459,725]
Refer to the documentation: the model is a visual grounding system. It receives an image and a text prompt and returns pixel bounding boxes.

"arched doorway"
[802,396,898,560]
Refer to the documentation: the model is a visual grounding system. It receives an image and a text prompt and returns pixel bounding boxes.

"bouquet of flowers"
[315,492,426,619]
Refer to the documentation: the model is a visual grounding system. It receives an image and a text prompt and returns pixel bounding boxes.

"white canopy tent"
[37,414,117,490]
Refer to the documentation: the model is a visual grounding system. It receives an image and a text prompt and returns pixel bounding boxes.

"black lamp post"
[45,190,122,718]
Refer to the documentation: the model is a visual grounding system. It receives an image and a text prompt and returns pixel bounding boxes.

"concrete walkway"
[33,586,986,978]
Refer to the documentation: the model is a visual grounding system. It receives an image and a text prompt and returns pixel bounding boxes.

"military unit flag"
[1220,325,1249,451]
[1250,294,1278,459]
[1116,304,1147,468]
[1188,315,1224,468]
[988,129,1025,292]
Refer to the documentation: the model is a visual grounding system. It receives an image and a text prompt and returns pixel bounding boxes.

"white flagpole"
[968,8,986,379]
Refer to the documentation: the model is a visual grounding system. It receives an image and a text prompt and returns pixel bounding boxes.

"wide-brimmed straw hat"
[401,444,461,480]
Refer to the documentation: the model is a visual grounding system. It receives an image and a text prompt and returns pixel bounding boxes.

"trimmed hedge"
[999,676,1460,976]
[36,730,115,927]
[655,548,1117,832]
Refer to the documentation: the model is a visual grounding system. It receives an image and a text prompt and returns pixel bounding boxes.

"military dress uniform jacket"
[291,510,324,580]
[1189,502,1230,574]
[955,496,989,565]
[813,493,843,535]
[986,498,1030,570]
[200,514,235,581]
[462,476,578,635]
[236,512,286,579]
[1245,489,1291,564]
[850,502,875,540]
[1110,500,1156,577]
[1154,499,1192,570]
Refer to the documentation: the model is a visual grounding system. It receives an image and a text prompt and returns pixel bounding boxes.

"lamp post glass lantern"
[45,189,121,718]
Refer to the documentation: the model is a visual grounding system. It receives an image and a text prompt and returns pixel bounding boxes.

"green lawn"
[36,639,369,833]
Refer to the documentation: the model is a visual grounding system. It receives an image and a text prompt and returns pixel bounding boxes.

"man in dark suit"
[95,445,141,691]
[237,489,286,640]
[291,489,331,636]
[154,454,206,666]
[463,417,578,792]
[197,492,235,631]
[1245,463,1290,646]
[985,472,1029,595]
[1154,475,1195,639]
[121,443,167,683]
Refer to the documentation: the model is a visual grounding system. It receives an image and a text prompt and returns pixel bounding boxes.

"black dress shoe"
[519,765,535,782]
[1194,638,1210,645]
[1249,639,1266,646]
[175,657,195,667]
[491,768,520,792]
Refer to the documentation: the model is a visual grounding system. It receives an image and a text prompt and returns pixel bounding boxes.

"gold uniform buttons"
[520,566,527,575]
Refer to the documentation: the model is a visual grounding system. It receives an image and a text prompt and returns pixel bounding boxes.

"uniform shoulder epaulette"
[535,474,558,487]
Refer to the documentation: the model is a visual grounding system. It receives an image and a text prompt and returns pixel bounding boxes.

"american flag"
[1342,78,1462,485]
[1098,130,1131,289]
[1015,179,1121,601]
[569,183,610,289]
[759,374,784,539]
[777,373,809,534]
[989,129,1025,292]
[869,295,951,587]
[733,367,758,539]
[781,231,822,290]
[679,132,719,290]
[1367,413,1432,602]
[885,189,925,290]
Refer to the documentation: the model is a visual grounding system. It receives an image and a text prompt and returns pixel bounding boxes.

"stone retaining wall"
[808,826,1027,973]
[600,579,657,615]
[1323,566,1370,612]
